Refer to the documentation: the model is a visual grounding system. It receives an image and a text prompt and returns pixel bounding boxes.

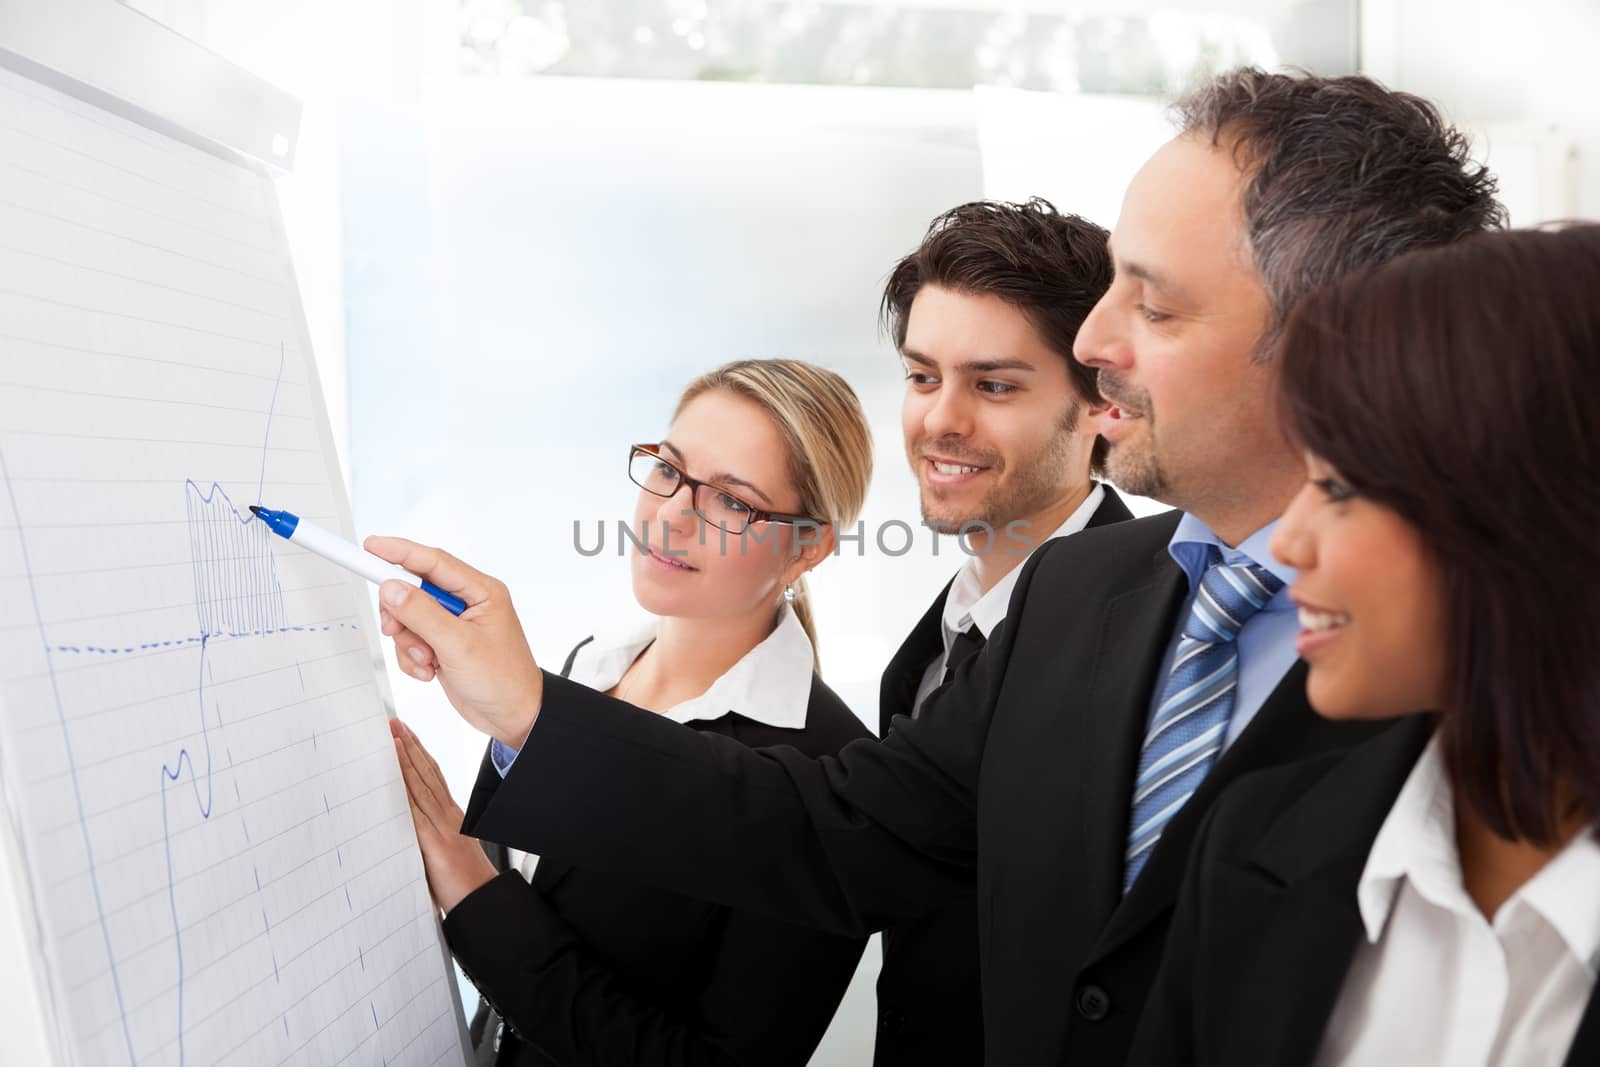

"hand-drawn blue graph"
[0,57,465,1067]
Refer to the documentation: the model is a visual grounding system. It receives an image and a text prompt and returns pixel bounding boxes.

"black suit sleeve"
[459,545,1057,936]
[444,870,865,1066]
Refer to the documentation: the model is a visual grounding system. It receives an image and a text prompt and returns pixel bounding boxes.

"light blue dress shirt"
[490,737,518,776]
[1147,513,1301,750]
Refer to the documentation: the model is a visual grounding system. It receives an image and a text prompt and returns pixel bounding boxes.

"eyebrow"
[1107,239,1186,301]
[659,439,775,507]
[902,348,1039,375]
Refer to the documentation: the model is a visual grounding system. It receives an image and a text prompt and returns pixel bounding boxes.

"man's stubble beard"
[1102,428,1169,500]
[1095,370,1169,500]
[917,401,1086,535]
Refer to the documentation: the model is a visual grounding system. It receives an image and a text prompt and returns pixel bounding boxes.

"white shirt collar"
[1357,734,1600,976]
[941,483,1107,642]
[564,603,815,731]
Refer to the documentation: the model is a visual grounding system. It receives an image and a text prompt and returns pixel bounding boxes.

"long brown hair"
[1278,224,1600,845]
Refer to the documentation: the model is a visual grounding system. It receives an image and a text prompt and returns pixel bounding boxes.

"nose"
[921,379,974,442]
[1270,484,1316,572]
[654,482,699,539]
[1073,290,1129,373]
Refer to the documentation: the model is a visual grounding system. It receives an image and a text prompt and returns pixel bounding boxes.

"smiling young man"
[370,69,1507,1065]
[872,201,1131,1066]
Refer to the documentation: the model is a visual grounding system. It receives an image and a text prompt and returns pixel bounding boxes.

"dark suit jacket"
[447,643,870,1067]
[462,509,1391,1065]
[872,488,1133,1066]
[1128,714,1600,1067]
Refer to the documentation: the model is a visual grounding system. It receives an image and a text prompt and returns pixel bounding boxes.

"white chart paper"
[0,60,467,1067]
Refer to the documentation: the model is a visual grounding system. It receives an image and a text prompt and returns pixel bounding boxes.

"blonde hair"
[673,359,873,669]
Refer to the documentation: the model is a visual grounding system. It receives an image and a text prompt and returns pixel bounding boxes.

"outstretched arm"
[370,534,1050,936]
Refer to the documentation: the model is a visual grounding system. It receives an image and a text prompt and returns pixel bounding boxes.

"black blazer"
[447,642,870,1067]
[872,488,1133,1066]
[462,509,1391,1065]
[1128,714,1600,1067]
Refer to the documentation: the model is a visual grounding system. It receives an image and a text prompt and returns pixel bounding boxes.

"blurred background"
[116,1,1600,1059]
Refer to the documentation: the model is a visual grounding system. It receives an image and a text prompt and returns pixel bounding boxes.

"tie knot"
[1182,557,1284,645]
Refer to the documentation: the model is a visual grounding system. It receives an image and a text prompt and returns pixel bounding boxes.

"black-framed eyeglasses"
[628,444,825,536]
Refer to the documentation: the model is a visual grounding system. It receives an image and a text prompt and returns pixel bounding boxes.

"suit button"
[878,1009,905,1034]
[1076,984,1111,1021]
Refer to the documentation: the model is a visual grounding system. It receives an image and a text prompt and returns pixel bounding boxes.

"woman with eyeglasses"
[1127,225,1600,1066]
[388,359,875,1066]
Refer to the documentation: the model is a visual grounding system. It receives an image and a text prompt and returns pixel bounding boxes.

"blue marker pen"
[250,505,467,616]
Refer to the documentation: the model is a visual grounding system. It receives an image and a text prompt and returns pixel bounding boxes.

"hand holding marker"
[250,505,468,616]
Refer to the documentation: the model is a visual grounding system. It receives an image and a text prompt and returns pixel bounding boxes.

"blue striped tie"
[1123,550,1284,892]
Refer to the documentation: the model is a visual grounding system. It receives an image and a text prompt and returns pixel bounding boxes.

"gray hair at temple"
[1173,67,1508,359]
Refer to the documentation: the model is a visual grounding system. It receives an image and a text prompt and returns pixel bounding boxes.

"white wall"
[1362,0,1599,222]
[335,70,1192,1062]
[342,74,992,1065]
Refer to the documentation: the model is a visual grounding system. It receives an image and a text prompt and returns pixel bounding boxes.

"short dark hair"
[1279,224,1600,846]
[1175,67,1507,357]
[880,198,1112,473]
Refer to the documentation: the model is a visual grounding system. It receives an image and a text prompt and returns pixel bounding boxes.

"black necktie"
[941,626,987,686]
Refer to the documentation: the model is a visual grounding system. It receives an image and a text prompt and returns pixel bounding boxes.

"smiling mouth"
[647,548,698,572]
[922,456,993,486]
[1095,404,1142,436]
[1298,606,1350,632]
[1104,400,1145,421]
[929,459,987,475]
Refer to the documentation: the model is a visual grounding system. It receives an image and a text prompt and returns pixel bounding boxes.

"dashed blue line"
[50,622,359,656]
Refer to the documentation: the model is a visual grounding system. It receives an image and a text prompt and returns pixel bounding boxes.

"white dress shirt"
[910,483,1106,717]
[1313,736,1600,1067]
[509,604,816,880]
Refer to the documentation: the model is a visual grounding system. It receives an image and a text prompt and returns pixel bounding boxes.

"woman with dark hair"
[1127,225,1600,1067]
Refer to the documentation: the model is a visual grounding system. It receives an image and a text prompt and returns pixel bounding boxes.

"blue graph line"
[151,351,293,1067]
[159,635,216,1066]
[184,479,286,637]
[0,444,140,1065]
[1,348,394,1065]
[257,343,284,505]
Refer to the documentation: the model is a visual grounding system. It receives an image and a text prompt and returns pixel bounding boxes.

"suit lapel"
[878,488,1130,741]
[1086,485,1134,531]
[1100,663,1312,948]
[1097,661,1399,961]
[1215,716,1433,1063]
[879,581,953,737]
[1564,987,1600,1067]
[1076,547,1189,923]
[1213,854,1371,1063]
